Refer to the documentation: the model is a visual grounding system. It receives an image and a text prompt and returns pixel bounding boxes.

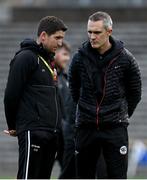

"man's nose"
[58,39,63,47]
[90,33,96,40]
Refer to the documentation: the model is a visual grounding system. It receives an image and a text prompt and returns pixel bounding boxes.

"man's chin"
[50,50,56,53]
[44,46,56,54]
[53,47,58,52]
[91,45,99,49]
[48,48,56,53]
[90,43,99,49]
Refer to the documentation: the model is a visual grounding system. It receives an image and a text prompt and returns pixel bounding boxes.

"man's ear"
[39,31,47,42]
[107,29,112,36]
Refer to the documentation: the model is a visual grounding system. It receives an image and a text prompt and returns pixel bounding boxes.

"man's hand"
[4,130,17,137]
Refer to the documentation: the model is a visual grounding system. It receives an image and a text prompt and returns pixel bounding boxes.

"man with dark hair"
[37,16,67,37]
[4,16,67,179]
[69,11,141,179]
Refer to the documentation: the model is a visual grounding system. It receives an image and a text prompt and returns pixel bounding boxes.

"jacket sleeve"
[125,54,142,117]
[68,53,81,104]
[4,51,38,130]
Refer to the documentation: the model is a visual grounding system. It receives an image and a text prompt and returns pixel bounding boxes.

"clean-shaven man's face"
[39,30,65,53]
[87,20,112,50]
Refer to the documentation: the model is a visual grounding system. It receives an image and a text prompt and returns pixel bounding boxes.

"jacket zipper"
[37,56,59,132]
[96,58,119,128]
[96,70,107,127]
[32,84,59,132]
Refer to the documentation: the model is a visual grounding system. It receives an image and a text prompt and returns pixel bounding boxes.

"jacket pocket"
[29,85,58,128]
[99,101,121,115]
[99,102,121,123]
[78,100,96,118]
[36,102,56,126]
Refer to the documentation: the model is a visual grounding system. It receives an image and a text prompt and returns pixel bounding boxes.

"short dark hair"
[37,16,67,36]
[89,11,113,30]
[58,41,71,52]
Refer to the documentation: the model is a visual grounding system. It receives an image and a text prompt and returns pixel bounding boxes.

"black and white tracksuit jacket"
[4,39,62,134]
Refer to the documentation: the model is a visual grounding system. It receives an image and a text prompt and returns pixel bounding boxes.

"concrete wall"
[11,6,147,23]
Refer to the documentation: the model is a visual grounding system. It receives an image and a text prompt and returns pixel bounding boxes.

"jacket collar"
[19,38,55,62]
[78,36,124,68]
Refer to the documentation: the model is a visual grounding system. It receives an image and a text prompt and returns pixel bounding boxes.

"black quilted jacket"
[69,37,141,128]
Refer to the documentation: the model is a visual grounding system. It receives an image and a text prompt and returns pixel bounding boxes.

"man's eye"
[55,37,62,40]
[88,31,101,35]
[95,32,101,35]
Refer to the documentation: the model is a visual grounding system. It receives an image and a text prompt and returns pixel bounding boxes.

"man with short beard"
[4,16,67,179]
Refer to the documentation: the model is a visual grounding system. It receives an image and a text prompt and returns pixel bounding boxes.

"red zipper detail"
[96,70,107,127]
[96,57,119,127]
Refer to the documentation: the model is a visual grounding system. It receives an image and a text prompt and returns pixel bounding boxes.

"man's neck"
[97,40,112,55]
[36,39,54,58]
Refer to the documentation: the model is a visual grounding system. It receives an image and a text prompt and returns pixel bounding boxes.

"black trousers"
[60,122,108,179]
[96,151,108,179]
[17,130,59,179]
[59,121,76,179]
[75,125,128,179]
[56,131,64,169]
